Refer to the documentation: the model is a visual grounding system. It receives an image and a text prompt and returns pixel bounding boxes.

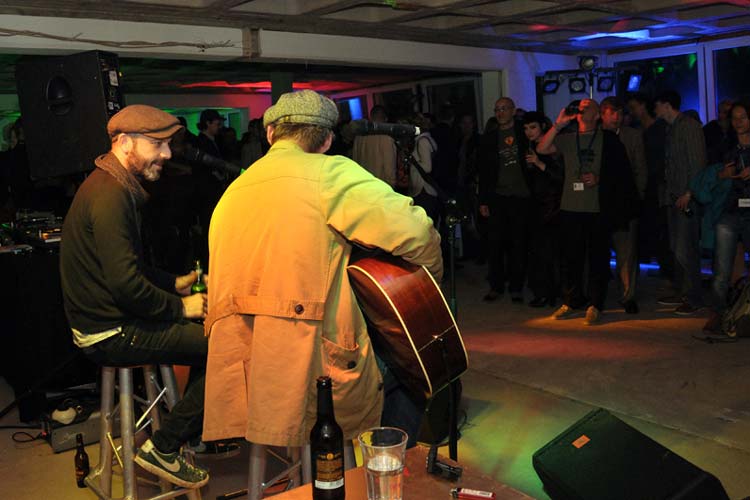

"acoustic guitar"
[347,254,468,400]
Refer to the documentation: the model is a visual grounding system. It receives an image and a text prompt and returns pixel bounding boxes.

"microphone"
[177,143,242,176]
[349,120,420,137]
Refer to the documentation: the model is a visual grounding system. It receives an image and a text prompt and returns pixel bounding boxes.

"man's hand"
[719,162,736,180]
[675,192,692,210]
[581,172,599,188]
[181,293,207,319]
[554,108,575,131]
[175,271,197,296]
[479,205,490,217]
[734,167,750,181]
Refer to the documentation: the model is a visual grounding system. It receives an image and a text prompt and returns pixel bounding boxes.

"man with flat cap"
[60,104,209,488]
[203,90,443,449]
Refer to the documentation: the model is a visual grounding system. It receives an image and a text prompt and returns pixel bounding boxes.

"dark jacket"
[477,121,533,204]
[60,165,183,334]
[527,144,563,224]
[598,130,641,231]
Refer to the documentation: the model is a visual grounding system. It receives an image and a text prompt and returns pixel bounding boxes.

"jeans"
[559,211,611,310]
[486,195,531,294]
[374,349,425,449]
[612,218,639,303]
[82,319,207,453]
[666,206,703,306]
[710,211,750,311]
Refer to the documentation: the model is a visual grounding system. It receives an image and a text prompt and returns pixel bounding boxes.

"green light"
[655,65,665,74]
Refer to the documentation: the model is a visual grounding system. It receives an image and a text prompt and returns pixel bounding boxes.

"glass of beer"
[358,427,408,500]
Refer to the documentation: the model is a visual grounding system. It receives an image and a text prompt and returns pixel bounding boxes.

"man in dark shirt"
[60,105,209,489]
[478,97,533,303]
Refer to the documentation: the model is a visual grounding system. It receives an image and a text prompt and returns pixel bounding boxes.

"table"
[271,445,532,499]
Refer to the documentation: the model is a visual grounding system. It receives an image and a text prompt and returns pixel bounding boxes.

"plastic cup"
[358,427,408,500]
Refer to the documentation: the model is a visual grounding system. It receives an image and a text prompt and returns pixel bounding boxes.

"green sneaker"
[134,439,209,489]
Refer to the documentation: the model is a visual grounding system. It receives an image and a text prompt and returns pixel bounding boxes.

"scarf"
[95,152,149,207]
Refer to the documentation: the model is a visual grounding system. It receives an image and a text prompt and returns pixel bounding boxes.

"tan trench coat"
[203,140,442,446]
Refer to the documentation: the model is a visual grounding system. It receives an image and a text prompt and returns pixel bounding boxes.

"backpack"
[721,276,750,338]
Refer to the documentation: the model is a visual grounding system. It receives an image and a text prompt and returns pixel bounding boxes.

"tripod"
[397,142,464,461]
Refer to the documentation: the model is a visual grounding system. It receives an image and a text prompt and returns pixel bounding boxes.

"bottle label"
[314,451,344,490]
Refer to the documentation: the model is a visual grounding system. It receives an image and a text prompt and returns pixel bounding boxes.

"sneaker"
[657,295,683,306]
[674,302,700,316]
[583,306,601,326]
[134,439,209,489]
[702,310,721,334]
[190,440,242,459]
[623,300,639,314]
[552,304,576,320]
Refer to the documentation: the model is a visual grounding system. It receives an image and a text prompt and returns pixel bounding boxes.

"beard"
[128,148,163,182]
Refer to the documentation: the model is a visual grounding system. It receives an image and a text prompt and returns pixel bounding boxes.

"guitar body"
[347,254,468,399]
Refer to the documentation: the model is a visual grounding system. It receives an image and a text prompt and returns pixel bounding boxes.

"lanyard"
[576,127,598,176]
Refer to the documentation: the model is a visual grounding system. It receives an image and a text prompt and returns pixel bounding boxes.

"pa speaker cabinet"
[15,50,125,178]
[533,408,728,500]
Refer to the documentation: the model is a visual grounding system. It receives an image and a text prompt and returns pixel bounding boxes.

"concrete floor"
[2,260,750,499]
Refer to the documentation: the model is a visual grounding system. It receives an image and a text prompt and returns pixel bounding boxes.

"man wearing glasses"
[478,97,534,303]
[60,105,210,488]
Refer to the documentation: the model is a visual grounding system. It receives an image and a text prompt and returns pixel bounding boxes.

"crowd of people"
[12,85,750,490]
[341,92,750,333]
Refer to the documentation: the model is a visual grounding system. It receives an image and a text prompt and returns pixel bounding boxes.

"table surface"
[271,445,533,500]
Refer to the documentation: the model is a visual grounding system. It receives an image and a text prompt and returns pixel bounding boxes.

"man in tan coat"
[204,90,443,448]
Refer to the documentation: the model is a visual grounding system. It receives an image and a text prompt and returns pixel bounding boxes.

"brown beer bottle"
[310,376,345,500]
[74,433,90,488]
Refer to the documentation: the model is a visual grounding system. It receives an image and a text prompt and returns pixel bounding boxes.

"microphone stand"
[396,138,463,460]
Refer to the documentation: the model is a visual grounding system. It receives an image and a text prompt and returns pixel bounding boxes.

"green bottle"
[191,260,207,294]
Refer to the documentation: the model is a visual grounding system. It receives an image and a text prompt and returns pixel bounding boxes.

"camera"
[564,104,581,116]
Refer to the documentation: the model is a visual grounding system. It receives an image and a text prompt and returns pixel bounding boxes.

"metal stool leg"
[142,366,170,494]
[119,367,137,500]
[85,366,116,496]
[248,443,267,500]
[158,365,202,500]
[344,440,356,471]
[301,444,312,485]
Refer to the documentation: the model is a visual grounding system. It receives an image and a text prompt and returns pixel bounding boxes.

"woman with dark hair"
[704,101,750,333]
[523,111,563,307]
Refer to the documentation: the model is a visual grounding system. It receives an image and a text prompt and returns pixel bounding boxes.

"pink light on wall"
[176,80,365,92]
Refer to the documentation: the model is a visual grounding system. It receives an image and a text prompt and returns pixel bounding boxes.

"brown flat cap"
[107,104,183,140]
[263,90,338,128]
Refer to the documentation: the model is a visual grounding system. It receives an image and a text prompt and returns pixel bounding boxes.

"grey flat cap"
[263,90,338,128]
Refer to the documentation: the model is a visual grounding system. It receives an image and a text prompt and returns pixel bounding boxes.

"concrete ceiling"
[2,0,749,53]
[0,1,748,96]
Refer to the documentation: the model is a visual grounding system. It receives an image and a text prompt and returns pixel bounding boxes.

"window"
[616,53,700,114]
[713,45,750,108]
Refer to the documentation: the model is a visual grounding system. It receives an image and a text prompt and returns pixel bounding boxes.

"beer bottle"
[74,433,90,488]
[191,260,207,294]
[310,376,345,500]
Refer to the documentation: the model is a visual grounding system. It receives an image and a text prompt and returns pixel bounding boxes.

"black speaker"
[533,408,728,500]
[15,50,125,178]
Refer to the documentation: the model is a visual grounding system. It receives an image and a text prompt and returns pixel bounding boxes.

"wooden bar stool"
[85,364,203,500]
[246,441,355,500]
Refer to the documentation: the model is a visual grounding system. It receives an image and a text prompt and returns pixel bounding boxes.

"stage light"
[578,56,598,72]
[596,75,615,92]
[568,77,587,94]
[542,79,560,94]
[626,74,642,92]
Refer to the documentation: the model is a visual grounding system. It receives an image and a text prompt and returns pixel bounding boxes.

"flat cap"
[107,104,183,140]
[263,90,338,129]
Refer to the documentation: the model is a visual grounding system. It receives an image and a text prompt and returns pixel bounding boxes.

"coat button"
[346,360,356,369]
[294,304,304,314]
